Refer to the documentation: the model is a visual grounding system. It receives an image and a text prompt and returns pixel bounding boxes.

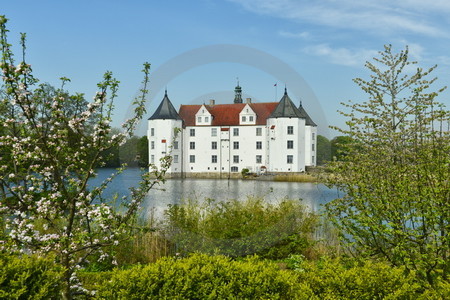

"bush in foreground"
[86,253,450,299]
[93,253,307,299]
[0,253,63,299]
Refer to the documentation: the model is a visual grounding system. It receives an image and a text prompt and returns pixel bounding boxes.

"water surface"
[90,168,341,214]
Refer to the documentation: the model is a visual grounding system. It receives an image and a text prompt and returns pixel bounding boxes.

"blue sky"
[3,0,450,137]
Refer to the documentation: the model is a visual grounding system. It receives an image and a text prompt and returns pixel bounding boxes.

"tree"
[330,135,354,161]
[0,16,170,299]
[316,135,331,165]
[325,45,450,285]
[137,135,149,167]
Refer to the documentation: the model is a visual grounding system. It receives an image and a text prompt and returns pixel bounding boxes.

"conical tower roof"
[298,102,317,126]
[269,88,304,118]
[148,90,181,120]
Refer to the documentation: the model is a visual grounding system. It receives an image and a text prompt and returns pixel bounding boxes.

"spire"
[148,90,181,120]
[234,79,242,103]
[298,100,317,126]
[269,88,304,118]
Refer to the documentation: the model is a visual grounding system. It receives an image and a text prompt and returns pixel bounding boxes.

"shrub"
[0,252,64,299]
[287,255,450,299]
[163,197,318,259]
[94,253,310,299]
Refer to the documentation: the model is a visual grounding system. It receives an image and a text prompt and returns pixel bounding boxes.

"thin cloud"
[437,56,450,66]
[228,0,450,38]
[303,44,378,66]
[278,30,310,39]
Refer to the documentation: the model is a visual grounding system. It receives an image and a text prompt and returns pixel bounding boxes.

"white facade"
[148,88,317,176]
[147,119,183,174]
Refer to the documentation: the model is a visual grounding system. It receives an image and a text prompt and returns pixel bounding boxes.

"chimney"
[209,99,215,106]
[246,98,252,103]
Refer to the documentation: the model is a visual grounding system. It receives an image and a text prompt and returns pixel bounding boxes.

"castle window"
[242,116,246,122]
[233,141,239,150]
[173,141,179,150]
[197,116,202,123]
[151,128,155,136]
[312,143,315,151]
[256,128,262,136]
[190,155,195,163]
[287,126,294,135]
[211,128,217,136]
[151,155,155,163]
[205,116,209,123]
[151,141,155,150]
[233,128,239,136]
[249,116,254,122]
[190,141,195,150]
[174,155,179,163]
[312,156,315,163]
[231,166,238,172]
[256,141,262,149]
[233,155,239,163]
[256,155,262,164]
[287,155,293,164]
[212,141,217,150]
[312,133,315,140]
[212,155,217,163]
[190,128,195,136]
[287,140,294,149]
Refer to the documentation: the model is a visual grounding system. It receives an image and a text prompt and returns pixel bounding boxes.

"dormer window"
[239,104,256,125]
[196,105,211,125]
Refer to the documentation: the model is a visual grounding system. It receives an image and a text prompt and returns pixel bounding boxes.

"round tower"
[148,90,183,176]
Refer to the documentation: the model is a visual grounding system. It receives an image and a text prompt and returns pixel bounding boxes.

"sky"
[2,0,450,137]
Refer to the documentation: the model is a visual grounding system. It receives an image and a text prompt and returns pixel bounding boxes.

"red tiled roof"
[178,102,278,127]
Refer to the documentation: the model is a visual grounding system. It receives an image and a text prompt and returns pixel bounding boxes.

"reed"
[273,173,317,182]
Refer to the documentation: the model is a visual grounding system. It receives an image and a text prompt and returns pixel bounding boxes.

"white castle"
[148,84,317,177]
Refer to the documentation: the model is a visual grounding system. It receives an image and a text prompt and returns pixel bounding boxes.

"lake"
[90,168,341,215]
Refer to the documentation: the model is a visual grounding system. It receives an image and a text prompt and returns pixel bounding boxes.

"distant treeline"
[316,135,353,165]
[100,135,148,168]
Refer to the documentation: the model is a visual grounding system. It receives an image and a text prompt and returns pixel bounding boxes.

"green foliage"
[316,135,331,165]
[330,135,354,161]
[93,253,307,299]
[326,45,450,285]
[291,256,428,299]
[0,253,64,299]
[241,167,250,177]
[84,253,450,299]
[163,197,318,259]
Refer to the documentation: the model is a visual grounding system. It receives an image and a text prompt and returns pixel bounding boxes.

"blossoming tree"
[325,45,450,285]
[0,16,170,299]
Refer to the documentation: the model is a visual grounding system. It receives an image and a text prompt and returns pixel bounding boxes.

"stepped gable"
[178,102,278,127]
[298,103,317,126]
[148,90,181,120]
[269,88,304,118]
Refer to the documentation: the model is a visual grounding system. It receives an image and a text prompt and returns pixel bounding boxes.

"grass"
[273,173,318,182]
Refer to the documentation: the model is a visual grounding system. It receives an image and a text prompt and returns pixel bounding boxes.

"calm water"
[89,168,341,214]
